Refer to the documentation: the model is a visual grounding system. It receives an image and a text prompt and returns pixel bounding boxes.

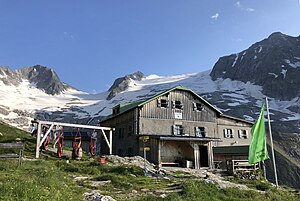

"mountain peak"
[268,31,286,39]
[210,32,300,100]
[107,71,145,100]
[0,65,70,95]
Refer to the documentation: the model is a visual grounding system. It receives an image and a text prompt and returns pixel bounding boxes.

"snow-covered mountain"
[1,65,299,131]
[0,31,299,159]
[210,32,300,101]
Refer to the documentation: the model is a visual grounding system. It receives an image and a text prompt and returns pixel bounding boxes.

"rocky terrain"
[0,65,71,95]
[210,32,300,101]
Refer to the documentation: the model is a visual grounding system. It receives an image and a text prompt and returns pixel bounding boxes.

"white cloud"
[232,38,243,43]
[63,31,74,39]
[211,13,219,20]
[235,1,255,12]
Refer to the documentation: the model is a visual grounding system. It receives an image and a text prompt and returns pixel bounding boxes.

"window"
[172,100,183,109]
[223,129,233,138]
[238,130,248,139]
[193,102,203,111]
[195,127,206,137]
[113,107,120,115]
[173,125,184,135]
[161,99,169,108]
[157,98,169,108]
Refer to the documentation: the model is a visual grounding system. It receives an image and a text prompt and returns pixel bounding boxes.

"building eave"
[142,134,222,142]
[219,114,254,125]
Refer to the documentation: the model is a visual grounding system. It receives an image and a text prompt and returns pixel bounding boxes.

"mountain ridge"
[210,32,300,100]
[0,65,73,95]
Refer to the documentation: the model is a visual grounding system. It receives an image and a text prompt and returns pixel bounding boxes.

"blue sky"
[1,0,300,93]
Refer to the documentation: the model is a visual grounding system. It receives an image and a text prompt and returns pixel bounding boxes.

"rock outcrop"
[0,65,71,95]
[210,32,300,100]
[107,71,144,100]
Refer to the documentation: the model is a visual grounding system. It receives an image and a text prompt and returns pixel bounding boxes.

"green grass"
[1,121,300,201]
[137,180,300,201]
[0,122,36,157]
[0,159,85,201]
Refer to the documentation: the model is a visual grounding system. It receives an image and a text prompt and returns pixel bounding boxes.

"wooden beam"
[101,129,111,153]
[32,119,111,130]
[0,143,24,149]
[109,129,113,155]
[158,140,161,168]
[35,122,42,158]
[208,142,214,169]
[39,124,54,147]
[194,144,200,169]
[33,119,114,158]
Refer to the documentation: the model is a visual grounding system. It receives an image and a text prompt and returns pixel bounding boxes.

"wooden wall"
[139,90,217,122]
[139,118,218,137]
[101,109,139,156]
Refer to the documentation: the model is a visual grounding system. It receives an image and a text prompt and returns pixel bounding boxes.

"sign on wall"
[174,112,183,119]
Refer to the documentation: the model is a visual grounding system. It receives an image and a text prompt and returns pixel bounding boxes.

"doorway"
[199,145,208,167]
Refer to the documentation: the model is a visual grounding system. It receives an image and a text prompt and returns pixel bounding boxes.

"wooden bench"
[226,160,259,175]
[160,162,180,167]
[0,143,24,166]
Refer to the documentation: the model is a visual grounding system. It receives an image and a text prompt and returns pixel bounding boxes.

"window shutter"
[193,102,197,111]
[172,101,175,109]
[204,127,208,137]
[231,129,234,138]
[238,130,241,138]
[172,125,176,135]
[157,99,161,107]
[223,129,227,138]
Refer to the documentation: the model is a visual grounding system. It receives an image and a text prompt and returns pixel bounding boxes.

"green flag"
[248,103,269,164]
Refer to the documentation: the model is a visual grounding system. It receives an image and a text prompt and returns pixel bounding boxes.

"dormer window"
[193,102,203,111]
[157,98,169,108]
[172,100,183,109]
[113,107,120,115]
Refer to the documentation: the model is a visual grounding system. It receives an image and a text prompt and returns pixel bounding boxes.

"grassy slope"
[0,121,300,201]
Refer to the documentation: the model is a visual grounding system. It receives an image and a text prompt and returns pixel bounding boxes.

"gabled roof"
[112,85,222,116]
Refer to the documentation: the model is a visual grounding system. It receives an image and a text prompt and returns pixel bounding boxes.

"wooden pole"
[265,97,279,187]
[262,161,267,179]
[109,129,113,155]
[143,141,147,175]
[35,122,42,158]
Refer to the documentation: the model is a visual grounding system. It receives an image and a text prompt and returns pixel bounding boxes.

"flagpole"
[262,161,267,179]
[265,97,279,187]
